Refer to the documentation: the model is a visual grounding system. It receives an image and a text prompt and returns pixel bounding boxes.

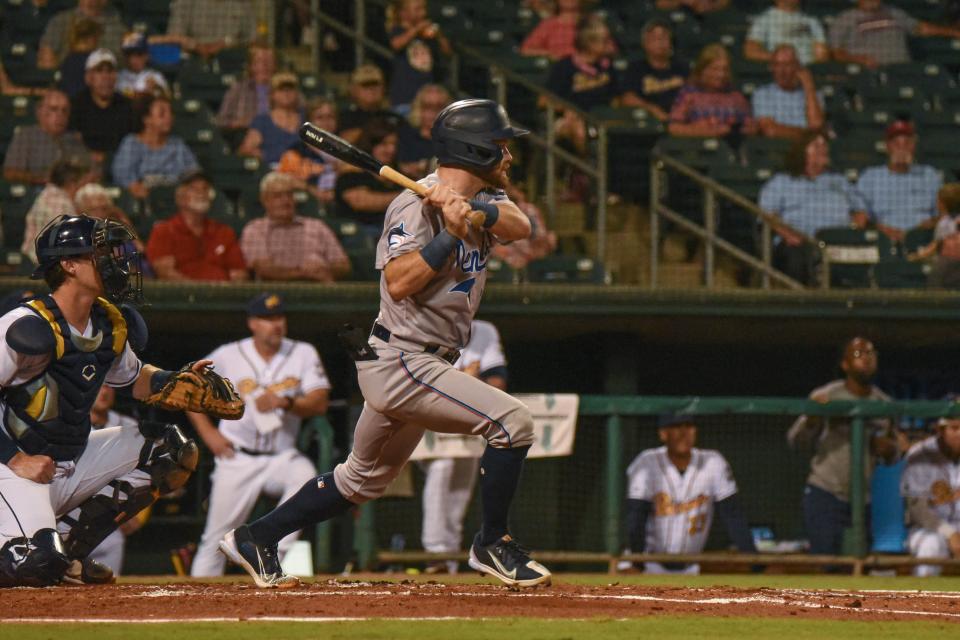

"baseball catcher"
[0,214,241,587]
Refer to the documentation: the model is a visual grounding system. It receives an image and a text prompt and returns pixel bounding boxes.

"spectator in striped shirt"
[240,171,350,282]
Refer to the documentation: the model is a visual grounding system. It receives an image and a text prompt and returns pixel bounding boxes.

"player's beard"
[478,158,511,190]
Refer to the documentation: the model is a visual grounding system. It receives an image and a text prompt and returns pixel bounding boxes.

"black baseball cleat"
[62,557,115,585]
[468,533,551,588]
[219,525,300,589]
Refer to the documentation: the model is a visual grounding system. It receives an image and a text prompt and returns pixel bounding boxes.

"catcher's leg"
[57,422,198,568]
[0,528,71,587]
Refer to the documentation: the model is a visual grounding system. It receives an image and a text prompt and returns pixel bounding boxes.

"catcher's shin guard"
[61,424,199,560]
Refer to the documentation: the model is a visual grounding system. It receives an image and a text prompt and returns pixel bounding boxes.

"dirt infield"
[2,580,960,623]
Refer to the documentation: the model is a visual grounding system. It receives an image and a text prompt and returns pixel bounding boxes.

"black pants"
[802,484,872,556]
[774,242,817,286]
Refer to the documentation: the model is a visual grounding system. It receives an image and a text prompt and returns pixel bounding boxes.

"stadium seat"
[903,227,934,255]
[207,155,266,197]
[0,250,34,277]
[881,62,954,93]
[527,255,606,284]
[815,227,893,288]
[0,181,37,250]
[178,61,236,110]
[485,257,520,284]
[874,258,930,289]
[918,136,960,174]
[327,217,377,251]
[213,48,247,75]
[741,137,792,170]
[345,247,379,281]
[655,137,736,171]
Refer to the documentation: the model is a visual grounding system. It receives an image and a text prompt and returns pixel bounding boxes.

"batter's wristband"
[421,229,459,271]
[149,369,174,395]
[469,200,499,228]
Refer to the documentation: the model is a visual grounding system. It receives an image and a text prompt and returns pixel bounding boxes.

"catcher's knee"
[0,528,70,587]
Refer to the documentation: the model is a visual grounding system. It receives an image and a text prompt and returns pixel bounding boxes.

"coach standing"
[787,336,898,558]
[188,293,331,577]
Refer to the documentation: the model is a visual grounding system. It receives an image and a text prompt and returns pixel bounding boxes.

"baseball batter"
[420,319,508,574]
[188,293,330,577]
[901,417,960,577]
[0,214,215,587]
[220,98,552,589]
[625,415,755,574]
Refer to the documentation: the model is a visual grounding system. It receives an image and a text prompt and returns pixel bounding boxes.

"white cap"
[85,48,117,71]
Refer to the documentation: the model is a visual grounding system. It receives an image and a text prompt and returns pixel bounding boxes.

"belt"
[371,322,461,365]
[239,447,276,456]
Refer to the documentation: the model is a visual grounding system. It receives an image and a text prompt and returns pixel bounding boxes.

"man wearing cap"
[69,48,136,160]
[237,72,304,168]
[239,172,350,282]
[623,414,756,574]
[856,120,942,242]
[37,0,127,69]
[117,32,169,98]
[338,64,401,144]
[145,170,248,281]
[3,89,92,185]
[188,293,331,578]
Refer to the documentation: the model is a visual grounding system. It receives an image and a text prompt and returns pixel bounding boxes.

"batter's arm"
[384,251,439,301]
[484,199,532,243]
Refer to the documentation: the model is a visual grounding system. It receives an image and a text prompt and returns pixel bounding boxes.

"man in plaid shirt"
[240,172,350,282]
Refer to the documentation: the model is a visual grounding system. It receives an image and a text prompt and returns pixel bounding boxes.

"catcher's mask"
[31,214,143,305]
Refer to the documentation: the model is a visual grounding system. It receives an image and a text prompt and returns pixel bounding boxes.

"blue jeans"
[802,484,871,556]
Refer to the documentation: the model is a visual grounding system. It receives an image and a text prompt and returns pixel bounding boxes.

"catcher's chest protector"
[3,295,126,461]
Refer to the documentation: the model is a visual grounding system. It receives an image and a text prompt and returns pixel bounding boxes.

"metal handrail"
[651,152,831,290]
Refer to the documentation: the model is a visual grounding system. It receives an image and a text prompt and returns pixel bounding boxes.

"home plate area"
[2,581,960,623]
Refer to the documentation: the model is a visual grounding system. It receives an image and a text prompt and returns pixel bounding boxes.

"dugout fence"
[355,395,960,576]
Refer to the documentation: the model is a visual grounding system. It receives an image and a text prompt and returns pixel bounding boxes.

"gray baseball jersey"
[375,173,509,349]
[902,436,960,527]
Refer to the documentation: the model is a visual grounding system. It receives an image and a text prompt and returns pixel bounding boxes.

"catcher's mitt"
[145,362,245,420]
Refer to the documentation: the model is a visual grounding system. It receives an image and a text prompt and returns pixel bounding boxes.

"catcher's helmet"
[31,214,143,304]
[431,99,528,171]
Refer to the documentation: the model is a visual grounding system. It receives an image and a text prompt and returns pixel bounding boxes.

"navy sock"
[478,445,530,546]
[248,472,353,547]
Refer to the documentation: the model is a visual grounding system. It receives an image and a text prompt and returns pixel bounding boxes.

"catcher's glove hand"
[145,362,245,420]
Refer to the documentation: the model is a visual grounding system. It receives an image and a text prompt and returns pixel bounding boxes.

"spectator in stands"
[829,0,960,68]
[623,414,755,575]
[787,336,897,558]
[38,0,127,69]
[543,14,621,154]
[74,182,139,239]
[0,58,41,97]
[668,44,756,140]
[908,183,960,289]
[744,0,828,66]
[857,120,941,242]
[278,97,340,204]
[491,185,557,269]
[112,94,200,199]
[146,170,248,281]
[620,19,688,122]
[237,72,303,168]
[163,0,257,59]
[338,64,401,144]
[386,0,451,114]
[335,118,403,234]
[58,18,103,98]
[216,43,276,131]
[653,0,729,17]
[3,89,91,185]
[759,132,868,284]
[240,172,350,282]
[397,84,451,180]
[117,32,169,99]
[752,45,824,140]
[20,158,91,262]
[520,0,583,60]
[70,48,136,161]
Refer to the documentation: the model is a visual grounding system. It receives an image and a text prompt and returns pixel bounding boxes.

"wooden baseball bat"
[298,122,486,228]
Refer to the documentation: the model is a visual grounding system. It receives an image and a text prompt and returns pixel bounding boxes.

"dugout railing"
[358,395,960,576]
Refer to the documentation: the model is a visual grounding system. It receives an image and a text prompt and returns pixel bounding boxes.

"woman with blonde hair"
[668,43,755,138]
[277,96,340,203]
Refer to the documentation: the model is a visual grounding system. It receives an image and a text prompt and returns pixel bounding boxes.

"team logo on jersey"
[388,223,412,249]
[448,238,490,295]
[652,492,708,517]
[81,364,96,381]
[450,278,477,294]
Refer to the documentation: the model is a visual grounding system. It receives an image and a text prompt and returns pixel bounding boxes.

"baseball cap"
[247,293,286,317]
[85,48,117,71]
[656,413,696,429]
[351,64,384,86]
[121,31,149,54]
[270,71,299,91]
[885,119,915,140]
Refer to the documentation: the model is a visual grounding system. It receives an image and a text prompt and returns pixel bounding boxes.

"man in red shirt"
[145,171,248,281]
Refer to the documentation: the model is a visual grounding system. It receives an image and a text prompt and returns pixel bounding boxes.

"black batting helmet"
[431,99,528,171]
[32,214,143,304]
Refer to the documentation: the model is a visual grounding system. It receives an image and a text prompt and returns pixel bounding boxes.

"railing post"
[310,0,320,75]
[546,106,557,229]
[353,0,365,68]
[850,416,867,559]
[492,68,507,110]
[761,222,771,289]
[597,124,608,267]
[649,159,660,290]
[605,414,623,558]
[820,243,831,289]
[355,502,377,570]
[448,51,460,93]
[704,187,716,289]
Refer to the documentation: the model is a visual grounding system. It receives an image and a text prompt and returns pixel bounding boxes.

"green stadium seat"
[815,227,893,288]
[874,258,930,289]
[741,137,792,170]
[881,62,954,92]
[178,61,237,110]
[655,136,736,171]
[855,85,929,117]
[917,110,960,136]
[903,227,934,255]
[527,255,605,284]
[0,181,37,250]
[708,164,774,202]
[908,37,960,67]
[0,250,35,276]
[207,155,266,196]
[485,257,520,284]
[213,47,247,75]
[326,217,376,251]
[345,247,379,281]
